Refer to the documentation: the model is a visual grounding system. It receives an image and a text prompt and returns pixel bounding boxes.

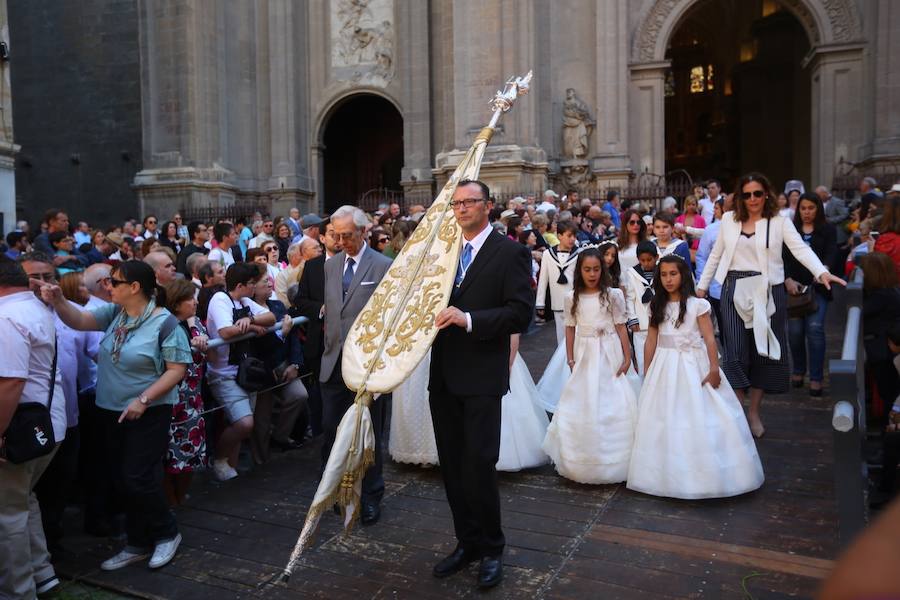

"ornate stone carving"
[632,0,862,63]
[331,0,394,84]
[561,88,595,159]
[559,159,593,189]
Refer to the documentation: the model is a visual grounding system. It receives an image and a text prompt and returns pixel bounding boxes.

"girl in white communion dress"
[627,256,764,499]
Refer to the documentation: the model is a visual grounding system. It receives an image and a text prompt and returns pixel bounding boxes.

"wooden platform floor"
[56,312,845,599]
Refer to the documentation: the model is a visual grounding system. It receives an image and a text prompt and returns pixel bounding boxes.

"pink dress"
[676,213,707,249]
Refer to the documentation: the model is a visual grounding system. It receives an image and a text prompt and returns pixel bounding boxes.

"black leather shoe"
[433,546,480,578]
[477,556,503,589]
[360,502,381,526]
[270,438,303,452]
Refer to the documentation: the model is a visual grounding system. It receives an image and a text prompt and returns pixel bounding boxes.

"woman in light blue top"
[42,260,192,572]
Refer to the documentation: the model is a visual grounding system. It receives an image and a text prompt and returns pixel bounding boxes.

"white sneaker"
[101,548,151,571]
[212,459,238,481]
[35,575,59,594]
[149,533,182,569]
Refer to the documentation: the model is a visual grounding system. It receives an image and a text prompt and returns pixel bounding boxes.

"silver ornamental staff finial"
[488,70,533,128]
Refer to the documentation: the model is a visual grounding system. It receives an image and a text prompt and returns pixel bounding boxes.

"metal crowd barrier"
[828,267,866,547]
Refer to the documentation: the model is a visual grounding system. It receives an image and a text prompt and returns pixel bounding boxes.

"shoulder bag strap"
[47,339,58,409]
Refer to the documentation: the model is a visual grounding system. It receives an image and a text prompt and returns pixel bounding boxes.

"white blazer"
[624,267,652,330]
[697,212,828,290]
[535,247,579,311]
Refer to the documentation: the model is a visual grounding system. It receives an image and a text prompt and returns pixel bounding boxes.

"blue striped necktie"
[455,243,473,286]
[342,258,355,297]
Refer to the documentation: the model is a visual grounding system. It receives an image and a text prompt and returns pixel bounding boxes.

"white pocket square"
[360,281,376,286]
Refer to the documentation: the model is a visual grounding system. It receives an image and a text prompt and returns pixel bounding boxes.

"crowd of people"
[1,171,899,597]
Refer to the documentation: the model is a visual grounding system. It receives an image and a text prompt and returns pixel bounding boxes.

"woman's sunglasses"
[109,277,132,287]
[741,190,766,200]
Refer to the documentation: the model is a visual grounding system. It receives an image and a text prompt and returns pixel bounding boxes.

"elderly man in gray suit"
[320,204,393,526]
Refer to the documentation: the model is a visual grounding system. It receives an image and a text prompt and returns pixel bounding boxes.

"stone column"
[806,43,865,188]
[133,0,237,218]
[266,0,315,216]
[591,0,631,187]
[397,0,434,201]
[0,0,18,235]
[628,61,668,177]
[863,0,900,164]
[433,0,548,196]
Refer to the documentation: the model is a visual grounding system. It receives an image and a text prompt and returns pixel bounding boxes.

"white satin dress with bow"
[626,297,764,499]
[542,288,638,484]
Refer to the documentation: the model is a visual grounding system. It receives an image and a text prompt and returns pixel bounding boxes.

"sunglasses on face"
[378,237,390,244]
[265,247,278,252]
[741,190,766,200]
[109,277,132,287]
[627,219,641,226]
[147,220,157,225]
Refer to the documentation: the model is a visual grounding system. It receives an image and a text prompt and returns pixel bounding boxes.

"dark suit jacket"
[783,222,838,298]
[294,254,326,370]
[429,231,534,397]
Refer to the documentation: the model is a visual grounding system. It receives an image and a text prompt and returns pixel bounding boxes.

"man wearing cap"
[537,190,559,213]
[293,214,324,245]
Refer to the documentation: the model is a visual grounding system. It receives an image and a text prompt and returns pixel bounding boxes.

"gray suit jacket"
[824,196,849,243]
[320,245,393,383]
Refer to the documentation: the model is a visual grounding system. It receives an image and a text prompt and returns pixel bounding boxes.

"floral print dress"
[166,320,208,473]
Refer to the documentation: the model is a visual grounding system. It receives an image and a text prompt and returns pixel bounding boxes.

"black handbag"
[222,293,276,392]
[787,285,818,318]
[2,344,58,464]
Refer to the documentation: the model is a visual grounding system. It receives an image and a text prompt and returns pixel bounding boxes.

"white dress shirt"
[458,222,494,332]
[343,242,368,278]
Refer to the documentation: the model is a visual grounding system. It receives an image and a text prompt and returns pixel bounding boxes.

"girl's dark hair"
[571,248,608,317]
[598,241,621,286]
[792,192,826,230]
[517,229,535,245]
[48,231,69,246]
[113,260,167,307]
[506,216,523,237]
[617,208,648,248]
[732,171,779,222]
[648,255,696,329]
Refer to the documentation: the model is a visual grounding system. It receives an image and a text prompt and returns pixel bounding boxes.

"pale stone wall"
[0,0,15,234]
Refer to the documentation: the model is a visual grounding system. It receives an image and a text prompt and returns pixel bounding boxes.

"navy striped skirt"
[719,271,790,394]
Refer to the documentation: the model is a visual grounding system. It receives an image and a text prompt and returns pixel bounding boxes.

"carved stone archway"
[631,0,862,64]
[628,0,866,186]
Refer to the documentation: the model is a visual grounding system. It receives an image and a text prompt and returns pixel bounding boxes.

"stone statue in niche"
[332,0,395,84]
[561,162,593,188]
[561,88,595,159]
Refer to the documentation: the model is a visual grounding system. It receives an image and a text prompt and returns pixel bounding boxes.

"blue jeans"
[788,291,829,383]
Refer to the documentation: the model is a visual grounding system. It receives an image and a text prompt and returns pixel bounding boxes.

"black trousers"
[429,390,504,557]
[100,405,177,549]
[77,392,118,530]
[35,426,80,547]
[320,361,387,505]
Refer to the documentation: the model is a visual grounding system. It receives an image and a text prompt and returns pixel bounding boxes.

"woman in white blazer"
[697,172,845,438]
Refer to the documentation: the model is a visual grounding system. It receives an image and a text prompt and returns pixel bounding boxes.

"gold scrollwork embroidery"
[386,279,445,357]
[353,279,398,355]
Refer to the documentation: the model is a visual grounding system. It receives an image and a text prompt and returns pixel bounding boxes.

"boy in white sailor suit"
[624,240,658,374]
[535,221,580,341]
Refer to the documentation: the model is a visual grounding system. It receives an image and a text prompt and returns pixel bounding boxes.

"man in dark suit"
[319,205,393,526]
[293,218,342,438]
[429,179,534,589]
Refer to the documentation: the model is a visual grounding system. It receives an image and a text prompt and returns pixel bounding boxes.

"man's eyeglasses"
[335,232,358,240]
[264,224,274,228]
[109,277,132,287]
[449,198,484,209]
[265,247,279,253]
[147,220,157,225]
[378,237,390,244]
[28,273,56,282]
[740,190,766,200]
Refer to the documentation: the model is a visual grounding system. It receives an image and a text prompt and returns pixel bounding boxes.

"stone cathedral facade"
[8,0,900,225]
